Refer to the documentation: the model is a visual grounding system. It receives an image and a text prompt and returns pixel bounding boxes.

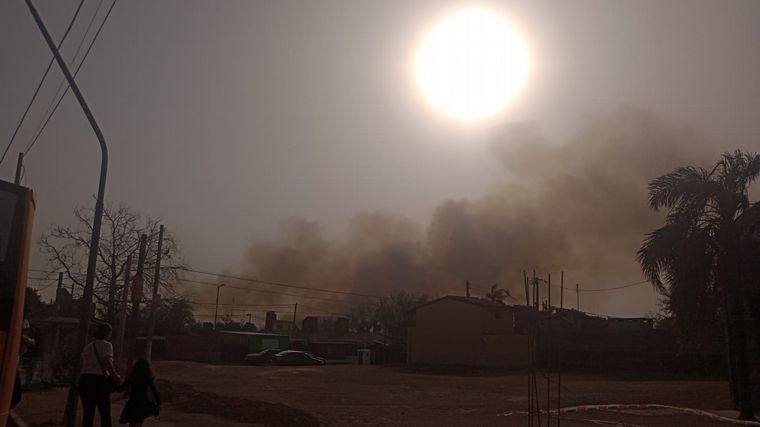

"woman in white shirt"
[78,323,121,427]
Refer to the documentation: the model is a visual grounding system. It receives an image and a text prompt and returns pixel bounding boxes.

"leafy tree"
[153,298,195,335]
[637,150,760,420]
[39,204,184,324]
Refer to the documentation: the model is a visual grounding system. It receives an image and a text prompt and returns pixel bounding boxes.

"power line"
[25,0,106,152]
[24,0,119,157]
[180,267,382,299]
[576,280,649,293]
[543,278,649,293]
[176,278,364,305]
[0,0,86,165]
[187,301,294,308]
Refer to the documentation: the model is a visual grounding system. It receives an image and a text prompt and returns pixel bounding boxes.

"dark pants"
[78,374,112,427]
[11,372,21,408]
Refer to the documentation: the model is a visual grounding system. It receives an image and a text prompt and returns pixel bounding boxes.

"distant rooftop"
[410,295,514,312]
[219,330,289,338]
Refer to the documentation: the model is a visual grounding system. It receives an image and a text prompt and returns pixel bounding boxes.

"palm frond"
[647,166,714,211]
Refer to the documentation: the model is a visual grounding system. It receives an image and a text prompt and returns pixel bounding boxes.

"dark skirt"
[119,397,159,424]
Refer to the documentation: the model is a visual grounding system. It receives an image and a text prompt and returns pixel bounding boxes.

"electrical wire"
[24,0,119,156]
[576,280,649,292]
[25,0,106,150]
[177,277,363,305]
[180,267,383,299]
[0,0,86,165]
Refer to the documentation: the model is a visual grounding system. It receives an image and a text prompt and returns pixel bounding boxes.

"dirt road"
[15,362,746,426]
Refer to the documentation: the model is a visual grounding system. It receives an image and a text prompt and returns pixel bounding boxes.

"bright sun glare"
[415,8,529,122]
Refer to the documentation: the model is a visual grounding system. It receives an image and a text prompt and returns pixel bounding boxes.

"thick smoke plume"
[211,109,713,319]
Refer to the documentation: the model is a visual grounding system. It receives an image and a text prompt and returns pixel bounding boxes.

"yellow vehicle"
[0,179,34,427]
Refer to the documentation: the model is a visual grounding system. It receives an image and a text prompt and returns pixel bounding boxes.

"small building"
[407,296,529,367]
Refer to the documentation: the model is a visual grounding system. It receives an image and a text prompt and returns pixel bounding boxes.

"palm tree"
[485,284,511,304]
[638,150,760,420]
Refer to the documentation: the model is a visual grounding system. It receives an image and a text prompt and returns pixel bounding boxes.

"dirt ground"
[14,361,753,426]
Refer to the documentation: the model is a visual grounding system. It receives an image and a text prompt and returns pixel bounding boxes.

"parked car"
[244,348,281,365]
[272,350,326,366]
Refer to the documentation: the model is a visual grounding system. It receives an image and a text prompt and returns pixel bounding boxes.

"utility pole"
[26,2,111,425]
[52,272,64,354]
[14,152,23,184]
[116,255,131,361]
[291,303,298,336]
[129,235,148,365]
[576,284,580,311]
[547,273,551,311]
[144,225,164,361]
[214,283,225,329]
[558,271,563,427]
[54,272,63,315]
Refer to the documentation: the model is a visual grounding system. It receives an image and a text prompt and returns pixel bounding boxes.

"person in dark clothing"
[118,358,161,426]
[78,323,121,427]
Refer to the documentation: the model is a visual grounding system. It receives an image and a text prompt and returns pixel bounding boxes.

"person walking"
[118,358,161,426]
[78,323,121,427]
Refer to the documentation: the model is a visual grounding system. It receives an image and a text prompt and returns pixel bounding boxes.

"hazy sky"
[2,0,759,316]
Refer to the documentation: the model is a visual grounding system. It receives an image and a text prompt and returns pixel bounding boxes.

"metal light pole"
[24,2,109,426]
[214,283,225,329]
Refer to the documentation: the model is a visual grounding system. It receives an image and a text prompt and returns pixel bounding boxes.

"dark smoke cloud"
[212,108,713,317]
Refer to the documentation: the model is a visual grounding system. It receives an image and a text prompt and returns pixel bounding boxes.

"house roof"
[410,295,514,313]
[219,330,289,338]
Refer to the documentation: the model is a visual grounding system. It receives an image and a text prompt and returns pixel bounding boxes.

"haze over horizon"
[2,0,760,318]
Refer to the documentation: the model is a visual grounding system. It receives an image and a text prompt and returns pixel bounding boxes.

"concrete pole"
[116,255,132,361]
[14,152,23,184]
[291,303,298,336]
[144,225,164,361]
[214,284,225,329]
[54,272,63,315]
[128,235,148,365]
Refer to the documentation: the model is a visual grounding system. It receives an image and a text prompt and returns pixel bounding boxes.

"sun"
[415,8,529,122]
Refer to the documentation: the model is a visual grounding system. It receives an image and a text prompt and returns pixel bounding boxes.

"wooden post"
[466,280,470,297]
[524,271,529,306]
[547,273,551,312]
[576,284,579,311]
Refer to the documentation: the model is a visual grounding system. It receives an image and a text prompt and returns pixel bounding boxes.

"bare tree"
[39,203,185,323]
